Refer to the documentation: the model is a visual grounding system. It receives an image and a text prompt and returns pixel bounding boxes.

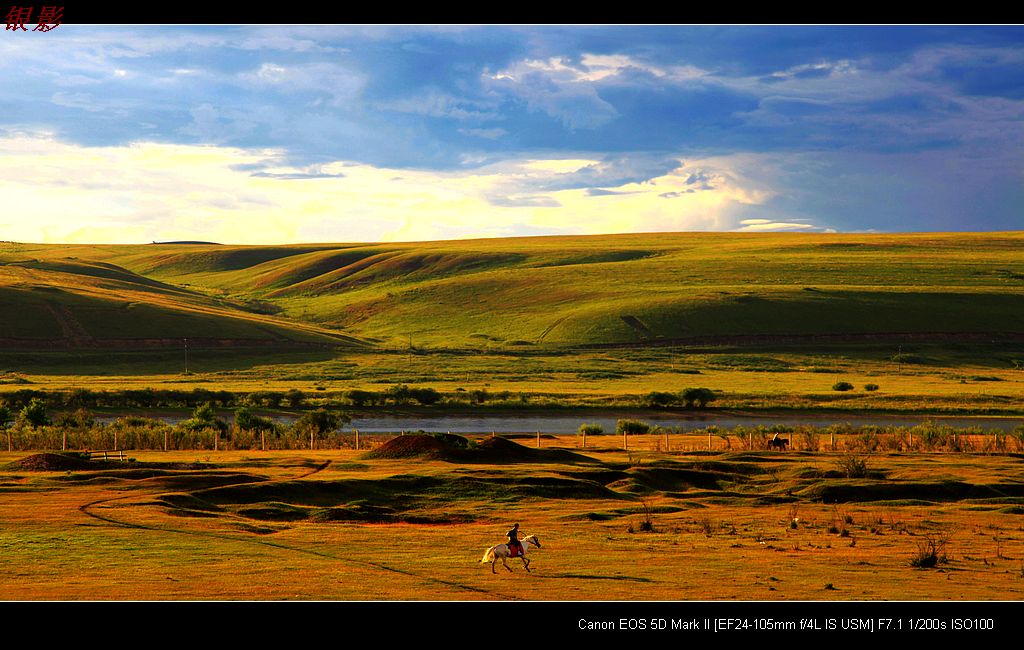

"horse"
[769,434,789,451]
[480,534,541,574]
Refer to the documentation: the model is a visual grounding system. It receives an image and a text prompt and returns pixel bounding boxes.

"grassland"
[2,231,1023,414]
[2,437,1024,600]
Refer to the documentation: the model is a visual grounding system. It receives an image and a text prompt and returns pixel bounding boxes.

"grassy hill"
[0,247,362,350]
[3,231,1023,353]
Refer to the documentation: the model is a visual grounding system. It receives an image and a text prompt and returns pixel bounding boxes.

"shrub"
[19,398,49,427]
[179,402,228,435]
[294,408,350,435]
[680,387,716,408]
[864,383,879,392]
[345,389,379,407]
[234,407,276,434]
[0,404,11,429]
[644,391,679,407]
[578,423,603,436]
[385,384,413,405]
[469,389,491,404]
[616,419,650,435]
[54,408,94,430]
[910,533,950,568]
[409,387,441,405]
[836,454,869,478]
[285,389,305,408]
[796,426,820,451]
[832,381,854,391]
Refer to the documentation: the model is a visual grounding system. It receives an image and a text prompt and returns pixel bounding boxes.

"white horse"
[480,534,541,574]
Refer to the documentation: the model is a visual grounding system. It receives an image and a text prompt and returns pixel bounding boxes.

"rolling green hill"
[0,249,363,350]
[2,231,1023,352]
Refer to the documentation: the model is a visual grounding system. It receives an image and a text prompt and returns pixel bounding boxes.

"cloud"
[239,62,366,107]
[458,127,508,139]
[379,90,498,120]
[485,58,620,129]
[734,219,816,231]
[585,188,641,196]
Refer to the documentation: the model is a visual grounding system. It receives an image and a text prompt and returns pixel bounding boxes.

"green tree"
[234,407,276,434]
[616,419,650,435]
[285,389,305,409]
[680,387,717,408]
[644,391,679,407]
[19,398,49,427]
[295,408,351,449]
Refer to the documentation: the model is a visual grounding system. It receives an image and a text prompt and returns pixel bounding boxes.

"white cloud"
[379,89,498,120]
[0,134,812,245]
[239,62,366,106]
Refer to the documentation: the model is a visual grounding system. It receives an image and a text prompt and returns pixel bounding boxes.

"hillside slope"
[0,250,362,350]
[4,232,1023,350]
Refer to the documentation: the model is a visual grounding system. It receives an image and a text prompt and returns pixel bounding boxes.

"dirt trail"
[45,301,93,345]
[77,459,509,600]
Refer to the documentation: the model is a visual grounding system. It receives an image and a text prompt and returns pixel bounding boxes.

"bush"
[234,407,277,434]
[469,389,490,404]
[409,387,441,405]
[345,389,379,407]
[179,402,228,435]
[54,408,94,430]
[578,423,604,436]
[294,408,350,435]
[644,391,679,407]
[285,389,305,408]
[680,387,716,408]
[616,419,650,435]
[910,533,950,568]
[19,398,49,427]
[832,381,854,391]
[864,383,879,392]
[836,454,869,478]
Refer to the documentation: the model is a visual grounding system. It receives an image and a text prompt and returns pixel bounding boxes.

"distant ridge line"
[150,241,222,245]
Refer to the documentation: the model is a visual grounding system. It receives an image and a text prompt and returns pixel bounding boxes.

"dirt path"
[77,459,509,600]
[45,301,93,345]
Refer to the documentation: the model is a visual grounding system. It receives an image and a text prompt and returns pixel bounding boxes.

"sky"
[1,25,1022,244]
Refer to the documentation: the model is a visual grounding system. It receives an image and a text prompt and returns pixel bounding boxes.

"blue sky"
[1,25,1022,243]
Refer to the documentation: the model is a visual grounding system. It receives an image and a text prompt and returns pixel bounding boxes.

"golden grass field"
[2,435,1023,601]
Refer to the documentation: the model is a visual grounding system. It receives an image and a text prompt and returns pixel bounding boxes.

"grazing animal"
[481,534,541,574]
[769,434,789,451]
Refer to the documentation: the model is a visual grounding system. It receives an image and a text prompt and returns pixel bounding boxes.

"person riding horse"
[507,523,523,557]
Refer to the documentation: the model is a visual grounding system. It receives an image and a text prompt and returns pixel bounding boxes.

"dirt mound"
[7,453,98,471]
[362,434,461,460]
[363,434,596,464]
[472,436,540,462]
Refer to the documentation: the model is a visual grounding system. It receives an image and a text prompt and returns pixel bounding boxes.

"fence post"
[830,431,835,451]
[623,430,628,451]
[664,428,669,452]
[164,429,169,452]
[708,431,712,451]
[536,431,540,449]
[582,429,586,448]
[355,428,360,451]
[261,430,265,452]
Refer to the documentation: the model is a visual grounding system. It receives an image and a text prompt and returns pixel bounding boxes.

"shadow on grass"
[535,573,654,583]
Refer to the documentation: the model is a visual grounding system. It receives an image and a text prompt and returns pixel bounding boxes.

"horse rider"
[507,523,523,557]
